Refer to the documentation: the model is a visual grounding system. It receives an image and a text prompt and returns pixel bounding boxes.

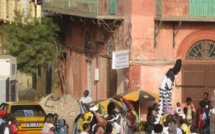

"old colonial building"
[42,0,127,100]
[0,0,215,124]
[127,0,215,122]
[42,0,215,119]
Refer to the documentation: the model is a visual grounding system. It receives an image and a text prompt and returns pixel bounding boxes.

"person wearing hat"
[154,59,182,124]
[81,107,106,134]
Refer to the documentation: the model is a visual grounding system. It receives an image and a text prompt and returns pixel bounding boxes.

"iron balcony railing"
[42,0,124,19]
[156,0,215,21]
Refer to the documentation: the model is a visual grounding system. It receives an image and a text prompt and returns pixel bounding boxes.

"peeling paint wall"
[64,19,118,101]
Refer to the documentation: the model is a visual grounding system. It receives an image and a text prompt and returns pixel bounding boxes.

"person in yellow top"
[181,121,190,134]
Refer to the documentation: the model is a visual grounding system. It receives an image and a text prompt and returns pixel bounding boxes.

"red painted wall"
[64,20,111,101]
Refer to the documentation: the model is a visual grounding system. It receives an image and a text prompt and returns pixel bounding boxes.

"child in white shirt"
[175,102,185,119]
[162,121,169,134]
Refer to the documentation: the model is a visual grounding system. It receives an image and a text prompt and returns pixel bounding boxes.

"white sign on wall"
[112,50,129,69]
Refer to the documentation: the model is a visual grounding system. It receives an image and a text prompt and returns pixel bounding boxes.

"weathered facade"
[128,0,215,122]
[1,0,215,124]
[42,1,215,122]
[42,0,127,100]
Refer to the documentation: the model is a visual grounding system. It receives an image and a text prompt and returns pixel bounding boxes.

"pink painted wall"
[61,0,215,121]
[128,0,215,120]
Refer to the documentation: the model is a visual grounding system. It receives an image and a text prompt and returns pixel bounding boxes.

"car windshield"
[11,105,46,117]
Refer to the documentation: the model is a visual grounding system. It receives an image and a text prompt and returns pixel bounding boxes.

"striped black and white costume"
[154,59,182,124]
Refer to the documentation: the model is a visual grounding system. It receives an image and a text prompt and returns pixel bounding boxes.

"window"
[186,40,215,60]
[11,105,46,117]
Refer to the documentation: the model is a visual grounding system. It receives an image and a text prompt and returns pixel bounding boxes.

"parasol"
[114,89,159,103]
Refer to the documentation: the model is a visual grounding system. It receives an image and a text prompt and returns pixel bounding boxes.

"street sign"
[112,50,129,69]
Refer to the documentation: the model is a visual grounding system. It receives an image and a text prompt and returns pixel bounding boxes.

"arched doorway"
[181,40,215,125]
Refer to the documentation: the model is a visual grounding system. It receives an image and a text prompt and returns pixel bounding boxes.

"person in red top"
[10,117,18,134]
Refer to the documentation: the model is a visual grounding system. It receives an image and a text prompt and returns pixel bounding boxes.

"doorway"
[182,63,215,107]
[182,39,215,126]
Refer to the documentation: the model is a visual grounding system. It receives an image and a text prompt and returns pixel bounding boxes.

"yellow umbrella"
[114,89,159,122]
[89,98,122,112]
[114,89,159,103]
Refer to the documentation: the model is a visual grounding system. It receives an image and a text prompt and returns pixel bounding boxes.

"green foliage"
[3,11,63,74]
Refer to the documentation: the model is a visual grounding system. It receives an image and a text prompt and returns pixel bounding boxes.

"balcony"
[155,0,215,22]
[42,0,124,20]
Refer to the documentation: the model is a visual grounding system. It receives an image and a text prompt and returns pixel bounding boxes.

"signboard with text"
[112,50,129,69]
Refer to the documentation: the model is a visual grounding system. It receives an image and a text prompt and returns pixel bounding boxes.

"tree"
[3,11,63,74]
[3,10,66,94]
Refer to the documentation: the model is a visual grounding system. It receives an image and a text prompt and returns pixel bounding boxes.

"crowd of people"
[0,112,69,134]
[0,89,212,134]
[75,90,140,134]
[41,113,69,134]
[146,92,212,134]
[0,107,70,134]
[77,88,214,134]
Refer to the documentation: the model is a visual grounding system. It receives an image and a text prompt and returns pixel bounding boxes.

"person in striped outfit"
[154,59,182,124]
